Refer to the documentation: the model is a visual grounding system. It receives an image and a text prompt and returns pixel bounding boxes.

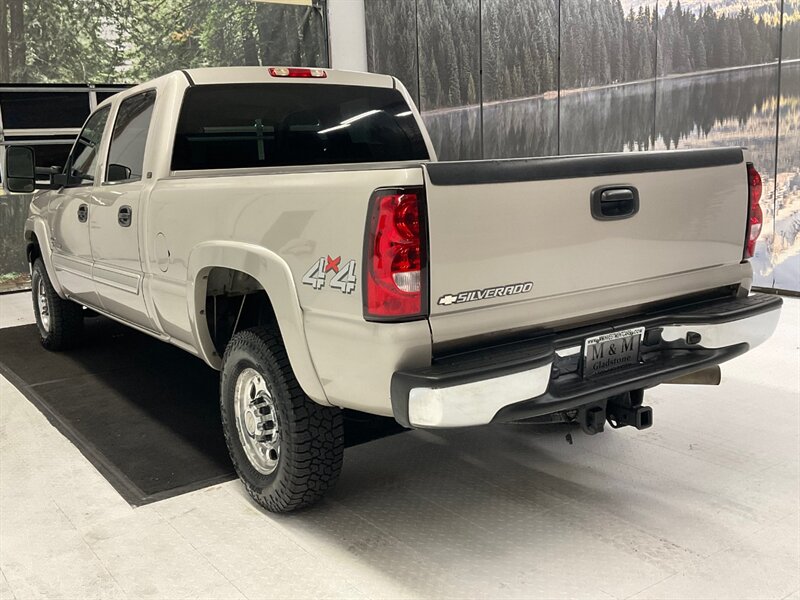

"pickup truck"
[5,66,782,513]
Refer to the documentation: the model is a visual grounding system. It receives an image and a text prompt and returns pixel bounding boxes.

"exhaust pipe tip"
[664,366,722,386]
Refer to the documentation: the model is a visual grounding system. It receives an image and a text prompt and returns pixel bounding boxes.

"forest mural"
[0,0,327,83]
[655,4,779,75]
[0,0,796,290]
[365,0,799,291]
[0,0,328,290]
[367,0,795,109]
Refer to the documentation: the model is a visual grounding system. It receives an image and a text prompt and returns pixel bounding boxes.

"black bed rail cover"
[424,147,744,186]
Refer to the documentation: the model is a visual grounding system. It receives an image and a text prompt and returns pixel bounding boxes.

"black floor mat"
[0,317,405,506]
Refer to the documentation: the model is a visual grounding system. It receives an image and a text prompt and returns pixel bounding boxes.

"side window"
[106,90,156,183]
[65,106,110,184]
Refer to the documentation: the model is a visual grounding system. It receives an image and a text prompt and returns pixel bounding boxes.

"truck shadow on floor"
[0,316,405,505]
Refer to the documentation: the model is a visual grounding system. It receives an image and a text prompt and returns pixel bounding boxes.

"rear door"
[90,90,157,329]
[423,149,751,344]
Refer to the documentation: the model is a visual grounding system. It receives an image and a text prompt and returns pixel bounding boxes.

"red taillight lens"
[364,188,428,320]
[268,67,327,78]
[745,162,763,259]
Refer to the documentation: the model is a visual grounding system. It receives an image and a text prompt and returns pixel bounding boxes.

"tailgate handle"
[591,186,639,220]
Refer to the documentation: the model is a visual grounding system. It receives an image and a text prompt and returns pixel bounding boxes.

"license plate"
[583,327,645,378]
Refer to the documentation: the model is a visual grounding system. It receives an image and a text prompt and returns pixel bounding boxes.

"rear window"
[171,83,429,171]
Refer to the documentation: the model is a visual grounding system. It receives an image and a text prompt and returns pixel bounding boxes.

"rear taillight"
[745,162,763,259]
[364,187,428,321]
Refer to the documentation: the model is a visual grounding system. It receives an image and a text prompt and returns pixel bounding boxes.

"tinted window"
[30,144,72,185]
[172,84,429,171]
[30,143,73,170]
[65,106,110,184]
[0,91,90,129]
[106,90,156,183]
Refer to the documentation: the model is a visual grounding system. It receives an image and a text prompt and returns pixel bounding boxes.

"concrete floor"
[0,291,798,600]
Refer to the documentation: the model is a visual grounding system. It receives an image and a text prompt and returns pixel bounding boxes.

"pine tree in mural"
[365,0,418,101]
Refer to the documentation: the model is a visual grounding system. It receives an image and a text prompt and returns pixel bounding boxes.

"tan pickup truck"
[5,67,781,512]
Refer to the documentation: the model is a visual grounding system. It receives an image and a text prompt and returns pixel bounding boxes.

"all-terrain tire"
[220,326,344,513]
[31,258,83,351]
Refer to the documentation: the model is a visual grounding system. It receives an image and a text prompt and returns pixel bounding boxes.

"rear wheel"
[220,326,344,513]
[31,258,83,351]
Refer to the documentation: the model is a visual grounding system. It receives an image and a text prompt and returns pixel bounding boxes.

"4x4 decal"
[302,256,357,294]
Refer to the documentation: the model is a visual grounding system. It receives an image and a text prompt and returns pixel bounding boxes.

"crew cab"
[5,66,782,512]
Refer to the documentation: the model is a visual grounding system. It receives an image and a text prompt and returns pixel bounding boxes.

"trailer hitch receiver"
[577,403,606,435]
[606,390,653,430]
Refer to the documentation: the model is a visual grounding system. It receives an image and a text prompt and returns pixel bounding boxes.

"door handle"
[118,205,132,227]
[591,186,639,220]
[77,204,88,223]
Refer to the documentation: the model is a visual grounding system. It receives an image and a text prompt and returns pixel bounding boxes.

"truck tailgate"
[423,148,751,345]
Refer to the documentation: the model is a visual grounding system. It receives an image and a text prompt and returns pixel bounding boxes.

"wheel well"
[203,267,279,356]
[26,233,41,266]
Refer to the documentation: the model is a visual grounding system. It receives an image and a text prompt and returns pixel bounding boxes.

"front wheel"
[220,326,344,513]
[31,258,83,351]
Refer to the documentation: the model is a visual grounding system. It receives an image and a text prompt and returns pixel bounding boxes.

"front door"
[48,106,111,307]
[90,90,156,330]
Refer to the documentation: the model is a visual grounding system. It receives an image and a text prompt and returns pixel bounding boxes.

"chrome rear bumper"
[391,293,782,428]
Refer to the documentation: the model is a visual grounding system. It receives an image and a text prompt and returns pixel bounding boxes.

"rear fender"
[187,241,328,404]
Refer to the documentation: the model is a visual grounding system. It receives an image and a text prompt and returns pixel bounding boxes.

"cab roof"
[181,66,395,88]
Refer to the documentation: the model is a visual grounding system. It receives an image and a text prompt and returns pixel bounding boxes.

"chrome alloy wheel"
[36,276,51,332]
[233,367,280,475]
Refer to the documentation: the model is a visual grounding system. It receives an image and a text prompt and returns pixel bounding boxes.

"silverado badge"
[437,282,534,306]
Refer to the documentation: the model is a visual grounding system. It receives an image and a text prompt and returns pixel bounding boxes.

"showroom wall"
[0,0,797,291]
[365,0,800,292]
[0,0,328,290]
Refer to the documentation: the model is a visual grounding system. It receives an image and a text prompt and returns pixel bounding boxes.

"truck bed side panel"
[145,166,431,412]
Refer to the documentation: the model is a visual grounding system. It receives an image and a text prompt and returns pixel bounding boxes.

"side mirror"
[107,163,132,182]
[52,167,84,188]
[4,146,36,193]
[35,165,62,188]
